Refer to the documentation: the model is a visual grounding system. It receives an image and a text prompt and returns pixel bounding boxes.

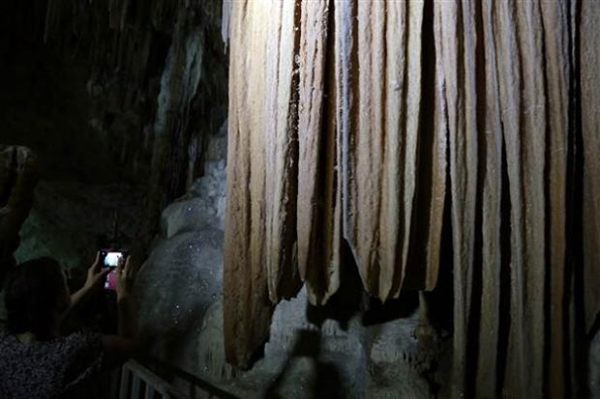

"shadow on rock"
[265,329,344,399]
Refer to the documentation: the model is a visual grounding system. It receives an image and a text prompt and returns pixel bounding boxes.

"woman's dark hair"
[3,257,67,338]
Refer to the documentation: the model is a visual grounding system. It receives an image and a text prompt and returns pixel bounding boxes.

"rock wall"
[135,127,445,398]
[1,0,228,245]
[0,146,38,274]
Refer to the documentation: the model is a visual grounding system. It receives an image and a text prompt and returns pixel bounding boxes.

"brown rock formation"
[582,0,600,337]
[224,3,600,398]
[223,0,301,368]
[297,0,341,305]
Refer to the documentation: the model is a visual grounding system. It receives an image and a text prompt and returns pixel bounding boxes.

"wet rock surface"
[136,229,223,373]
[135,134,445,398]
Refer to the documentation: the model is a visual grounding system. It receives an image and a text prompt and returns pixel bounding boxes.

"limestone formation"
[223,0,301,368]
[475,1,503,396]
[297,0,342,306]
[0,146,37,271]
[583,0,600,338]
[224,2,600,398]
[42,0,228,246]
[541,3,571,397]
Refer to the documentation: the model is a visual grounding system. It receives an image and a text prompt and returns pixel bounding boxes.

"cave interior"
[0,1,599,398]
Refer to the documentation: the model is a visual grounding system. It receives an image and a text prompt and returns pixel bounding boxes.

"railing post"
[144,384,155,399]
[131,374,141,398]
[119,365,130,399]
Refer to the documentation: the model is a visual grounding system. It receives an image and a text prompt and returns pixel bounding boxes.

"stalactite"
[492,4,525,398]
[541,2,571,397]
[432,2,477,396]
[333,0,356,300]
[223,0,301,368]
[224,0,271,369]
[582,0,600,336]
[346,0,388,298]
[264,0,301,303]
[224,2,600,397]
[344,0,424,301]
[297,0,341,305]
[403,0,447,294]
[475,1,502,396]
[221,0,231,47]
[506,3,547,397]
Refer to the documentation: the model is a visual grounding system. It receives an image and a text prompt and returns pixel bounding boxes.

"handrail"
[136,355,240,399]
[120,360,185,398]
[0,323,239,398]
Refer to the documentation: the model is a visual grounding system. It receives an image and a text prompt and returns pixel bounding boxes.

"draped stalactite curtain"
[223,0,599,398]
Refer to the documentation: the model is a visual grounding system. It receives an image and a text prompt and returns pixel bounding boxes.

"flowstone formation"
[135,126,228,378]
[134,126,445,398]
[223,1,600,398]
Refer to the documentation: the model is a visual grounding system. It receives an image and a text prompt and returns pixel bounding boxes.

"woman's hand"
[116,256,137,301]
[63,252,110,322]
[83,252,110,292]
[115,256,139,340]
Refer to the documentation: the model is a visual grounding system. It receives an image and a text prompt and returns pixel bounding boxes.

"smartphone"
[100,250,127,290]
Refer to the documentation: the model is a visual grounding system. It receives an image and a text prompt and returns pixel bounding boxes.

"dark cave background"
[0,0,229,272]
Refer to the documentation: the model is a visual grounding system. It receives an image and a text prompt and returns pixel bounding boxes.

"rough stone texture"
[0,146,38,278]
[500,4,547,398]
[223,0,301,368]
[582,2,600,396]
[297,0,342,306]
[188,289,440,399]
[541,3,571,398]
[0,146,38,248]
[10,0,228,247]
[590,329,600,399]
[162,159,227,237]
[43,0,227,186]
[134,129,443,399]
[404,0,447,294]
[224,1,596,397]
[367,315,442,399]
[14,181,145,271]
[2,0,598,397]
[222,0,271,368]
[434,4,478,396]
[135,131,229,386]
[474,2,502,396]
[582,0,600,336]
[136,229,223,374]
[263,0,302,305]
[345,0,424,301]
[229,288,368,399]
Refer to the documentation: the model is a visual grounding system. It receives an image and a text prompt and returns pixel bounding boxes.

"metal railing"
[0,322,238,399]
[116,359,239,399]
[119,360,184,399]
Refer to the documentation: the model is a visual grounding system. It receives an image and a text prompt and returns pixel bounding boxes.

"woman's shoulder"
[60,331,105,392]
[62,331,104,353]
[0,329,11,346]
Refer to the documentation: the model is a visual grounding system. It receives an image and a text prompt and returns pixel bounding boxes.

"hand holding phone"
[100,250,128,290]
